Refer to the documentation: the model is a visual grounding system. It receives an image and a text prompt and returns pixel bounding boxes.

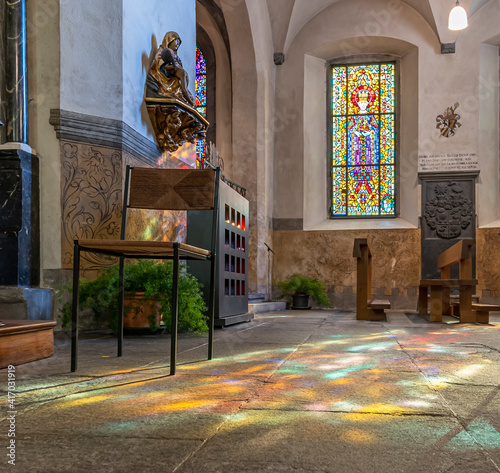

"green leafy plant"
[277,273,331,307]
[59,260,208,334]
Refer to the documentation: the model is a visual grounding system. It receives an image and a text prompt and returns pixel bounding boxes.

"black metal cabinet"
[187,179,252,326]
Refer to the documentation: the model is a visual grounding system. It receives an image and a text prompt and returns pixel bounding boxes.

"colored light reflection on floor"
[27,322,500,451]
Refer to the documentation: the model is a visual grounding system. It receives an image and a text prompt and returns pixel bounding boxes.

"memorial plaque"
[418,153,479,173]
[420,172,478,280]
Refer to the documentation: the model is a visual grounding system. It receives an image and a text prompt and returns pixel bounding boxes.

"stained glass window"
[195,46,207,168]
[331,63,396,217]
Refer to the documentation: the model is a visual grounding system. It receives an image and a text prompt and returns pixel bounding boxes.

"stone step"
[249,301,286,313]
[248,292,266,303]
[0,287,53,320]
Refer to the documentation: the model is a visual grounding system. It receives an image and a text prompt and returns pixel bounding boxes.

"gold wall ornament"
[436,103,461,138]
[146,98,208,153]
[145,31,208,153]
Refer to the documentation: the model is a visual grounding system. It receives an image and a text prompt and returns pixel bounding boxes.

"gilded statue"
[146,31,195,106]
[145,31,208,153]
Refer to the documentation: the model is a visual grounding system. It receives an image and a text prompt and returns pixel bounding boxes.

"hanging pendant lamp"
[448,0,468,31]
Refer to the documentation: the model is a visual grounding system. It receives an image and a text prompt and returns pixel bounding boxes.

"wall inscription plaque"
[418,153,479,173]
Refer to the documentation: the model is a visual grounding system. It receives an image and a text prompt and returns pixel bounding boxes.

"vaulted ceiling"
[263,0,494,54]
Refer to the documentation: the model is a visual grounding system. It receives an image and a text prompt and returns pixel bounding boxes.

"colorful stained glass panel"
[347,65,380,115]
[331,62,396,217]
[380,166,395,215]
[347,165,380,216]
[332,117,347,166]
[332,167,347,216]
[380,63,395,113]
[346,115,380,166]
[380,115,394,164]
[195,46,207,166]
[332,67,347,116]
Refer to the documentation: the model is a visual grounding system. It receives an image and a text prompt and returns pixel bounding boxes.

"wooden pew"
[0,320,56,368]
[353,239,391,321]
[450,301,500,324]
[419,239,478,322]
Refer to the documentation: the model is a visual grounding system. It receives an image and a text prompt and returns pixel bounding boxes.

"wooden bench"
[419,239,478,323]
[0,320,57,369]
[353,239,391,321]
[419,279,478,322]
[450,301,500,324]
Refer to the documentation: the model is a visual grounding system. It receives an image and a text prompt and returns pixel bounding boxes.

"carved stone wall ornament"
[145,98,208,153]
[145,31,208,153]
[424,182,473,239]
[436,102,461,138]
[60,141,187,273]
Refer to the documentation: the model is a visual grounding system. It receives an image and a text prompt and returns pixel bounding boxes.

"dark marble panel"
[0,3,6,143]
[0,232,19,285]
[420,172,478,280]
[4,0,27,142]
[0,149,40,286]
[0,167,22,229]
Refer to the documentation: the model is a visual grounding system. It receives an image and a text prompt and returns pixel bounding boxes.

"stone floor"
[1,309,500,472]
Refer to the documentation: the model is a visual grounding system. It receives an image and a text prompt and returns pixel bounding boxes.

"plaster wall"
[59,0,123,121]
[477,43,499,226]
[245,0,276,296]
[34,0,196,279]
[221,1,259,292]
[26,0,61,274]
[469,0,500,227]
[275,0,433,229]
[122,0,196,139]
[196,2,233,174]
[274,0,500,231]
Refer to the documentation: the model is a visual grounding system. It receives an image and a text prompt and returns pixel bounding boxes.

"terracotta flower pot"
[124,293,162,331]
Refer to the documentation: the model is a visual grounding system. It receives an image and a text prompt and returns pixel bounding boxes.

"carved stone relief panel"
[423,182,473,239]
[60,141,187,274]
[420,172,478,280]
[61,142,123,271]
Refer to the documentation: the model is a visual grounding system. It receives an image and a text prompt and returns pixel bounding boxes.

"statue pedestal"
[0,143,40,286]
[145,98,208,153]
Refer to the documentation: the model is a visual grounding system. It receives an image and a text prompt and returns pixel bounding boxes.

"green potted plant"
[277,273,331,309]
[59,260,208,334]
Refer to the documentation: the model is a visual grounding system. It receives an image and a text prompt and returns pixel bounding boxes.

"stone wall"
[272,229,421,309]
[477,228,500,299]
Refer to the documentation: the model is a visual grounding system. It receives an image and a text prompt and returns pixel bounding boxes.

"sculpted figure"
[146,31,195,107]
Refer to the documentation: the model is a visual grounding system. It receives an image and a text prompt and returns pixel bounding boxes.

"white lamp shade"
[448,4,468,30]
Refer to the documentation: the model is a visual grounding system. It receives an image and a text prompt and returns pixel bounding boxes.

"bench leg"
[459,285,475,323]
[418,286,428,316]
[368,308,386,321]
[475,310,489,324]
[429,286,442,322]
[357,305,371,320]
[442,287,451,315]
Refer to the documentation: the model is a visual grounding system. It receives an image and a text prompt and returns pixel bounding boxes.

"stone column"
[0,0,40,290]
[1,0,28,143]
[0,3,6,142]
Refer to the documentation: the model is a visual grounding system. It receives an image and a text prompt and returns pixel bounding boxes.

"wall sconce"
[448,0,468,30]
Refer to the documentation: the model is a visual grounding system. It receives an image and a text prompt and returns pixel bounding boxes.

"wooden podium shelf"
[0,320,56,368]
